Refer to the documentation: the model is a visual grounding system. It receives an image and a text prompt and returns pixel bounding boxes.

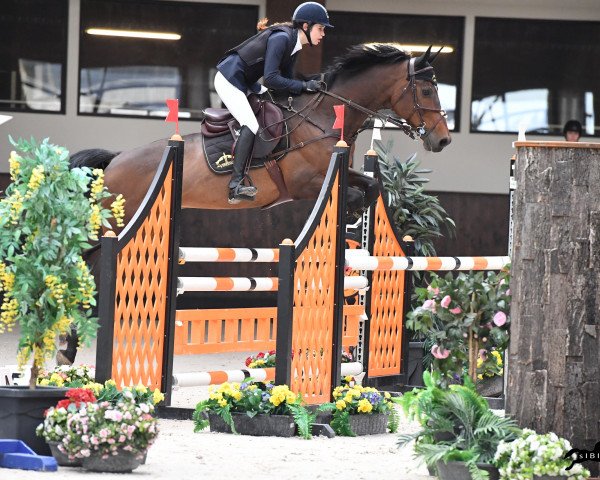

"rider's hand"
[303,80,323,92]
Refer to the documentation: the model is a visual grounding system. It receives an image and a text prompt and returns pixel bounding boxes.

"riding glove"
[303,80,323,92]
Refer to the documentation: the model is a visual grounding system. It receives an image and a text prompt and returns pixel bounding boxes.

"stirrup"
[228,183,257,204]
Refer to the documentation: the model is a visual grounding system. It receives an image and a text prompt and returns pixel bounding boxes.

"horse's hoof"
[228,197,241,205]
[56,350,73,366]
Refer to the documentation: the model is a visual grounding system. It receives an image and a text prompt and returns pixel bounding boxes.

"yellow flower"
[357,398,373,413]
[136,384,148,393]
[218,398,227,407]
[9,151,21,180]
[83,382,103,395]
[105,379,117,387]
[88,204,102,240]
[25,165,45,198]
[89,169,105,201]
[110,194,126,227]
[335,400,346,410]
[384,392,391,399]
[232,391,243,401]
[152,389,165,404]
[344,394,353,403]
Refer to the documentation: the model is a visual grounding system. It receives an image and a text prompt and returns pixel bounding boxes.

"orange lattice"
[368,196,406,377]
[111,164,173,389]
[290,171,339,404]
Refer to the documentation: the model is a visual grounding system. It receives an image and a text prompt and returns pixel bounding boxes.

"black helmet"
[292,2,334,28]
[563,119,582,135]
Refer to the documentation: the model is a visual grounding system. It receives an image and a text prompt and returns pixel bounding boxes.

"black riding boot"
[228,126,258,204]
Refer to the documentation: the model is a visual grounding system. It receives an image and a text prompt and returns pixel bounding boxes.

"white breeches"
[214,72,259,134]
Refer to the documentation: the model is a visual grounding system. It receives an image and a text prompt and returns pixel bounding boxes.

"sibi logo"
[216,153,233,168]
[564,441,600,470]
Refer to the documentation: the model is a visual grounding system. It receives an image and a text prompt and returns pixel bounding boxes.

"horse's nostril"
[439,137,451,148]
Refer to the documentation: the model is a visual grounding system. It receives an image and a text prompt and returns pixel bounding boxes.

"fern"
[388,406,400,433]
[219,405,236,434]
[330,410,355,437]
[287,403,315,440]
[192,403,210,432]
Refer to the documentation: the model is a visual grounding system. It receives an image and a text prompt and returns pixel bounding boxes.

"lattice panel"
[290,172,339,404]
[368,196,406,377]
[112,165,173,389]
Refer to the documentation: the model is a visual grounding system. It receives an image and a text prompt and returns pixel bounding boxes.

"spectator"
[563,119,582,142]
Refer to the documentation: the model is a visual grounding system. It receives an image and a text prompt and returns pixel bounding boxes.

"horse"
[59,43,451,365]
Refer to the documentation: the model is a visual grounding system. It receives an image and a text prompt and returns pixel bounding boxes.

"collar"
[292,32,302,55]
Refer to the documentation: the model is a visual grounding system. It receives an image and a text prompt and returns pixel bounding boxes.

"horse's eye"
[422,88,432,97]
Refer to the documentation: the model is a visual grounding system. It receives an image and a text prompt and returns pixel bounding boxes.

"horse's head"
[392,46,451,152]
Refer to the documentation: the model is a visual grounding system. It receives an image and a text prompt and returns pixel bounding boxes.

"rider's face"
[306,23,325,45]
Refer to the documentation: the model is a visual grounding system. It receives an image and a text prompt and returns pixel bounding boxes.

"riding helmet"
[563,119,582,135]
[292,2,334,28]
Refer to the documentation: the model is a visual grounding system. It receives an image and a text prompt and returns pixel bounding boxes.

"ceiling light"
[86,28,181,40]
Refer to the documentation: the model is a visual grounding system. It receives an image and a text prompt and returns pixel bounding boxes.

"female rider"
[214,2,333,204]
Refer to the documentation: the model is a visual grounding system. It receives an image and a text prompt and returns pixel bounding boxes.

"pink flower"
[506,289,510,296]
[479,349,488,360]
[427,285,440,296]
[493,311,507,326]
[431,345,450,359]
[440,295,451,308]
[449,307,462,314]
[422,299,436,312]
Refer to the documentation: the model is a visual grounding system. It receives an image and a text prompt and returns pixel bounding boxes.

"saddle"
[201,94,286,173]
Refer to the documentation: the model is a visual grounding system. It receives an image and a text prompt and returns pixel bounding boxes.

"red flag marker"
[165,98,180,135]
[332,104,345,142]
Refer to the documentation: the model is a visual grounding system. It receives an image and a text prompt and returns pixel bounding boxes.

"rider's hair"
[257,18,269,31]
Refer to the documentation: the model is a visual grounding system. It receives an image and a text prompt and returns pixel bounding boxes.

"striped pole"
[177,275,369,294]
[172,361,363,388]
[179,246,371,264]
[345,255,511,271]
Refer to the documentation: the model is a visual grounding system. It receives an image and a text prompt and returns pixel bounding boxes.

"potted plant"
[398,375,520,480]
[406,268,511,390]
[244,350,277,368]
[37,364,95,388]
[494,429,591,480]
[318,383,399,436]
[193,380,314,439]
[37,385,160,472]
[0,138,124,454]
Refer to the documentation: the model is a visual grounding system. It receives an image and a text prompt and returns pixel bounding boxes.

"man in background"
[563,119,582,142]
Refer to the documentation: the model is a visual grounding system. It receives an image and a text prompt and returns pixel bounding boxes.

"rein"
[260,56,447,156]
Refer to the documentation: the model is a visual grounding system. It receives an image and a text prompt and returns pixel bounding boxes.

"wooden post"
[507,141,600,476]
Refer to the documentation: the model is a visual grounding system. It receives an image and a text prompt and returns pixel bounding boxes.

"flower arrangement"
[406,268,511,385]
[494,429,590,480]
[37,364,95,388]
[192,380,314,439]
[245,350,276,368]
[0,138,125,387]
[37,386,159,462]
[477,349,503,380]
[319,384,398,436]
[244,349,354,369]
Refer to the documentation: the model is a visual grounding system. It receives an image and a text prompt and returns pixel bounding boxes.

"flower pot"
[48,441,82,467]
[208,412,296,437]
[82,448,145,473]
[347,413,389,435]
[477,375,504,397]
[436,461,499,480]
[0,385,69,456]
[406,342,426,388]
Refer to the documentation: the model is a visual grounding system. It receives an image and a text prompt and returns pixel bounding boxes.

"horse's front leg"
[347,168,380,216]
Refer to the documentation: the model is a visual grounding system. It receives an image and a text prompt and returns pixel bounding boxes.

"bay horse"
[60,43,450,364]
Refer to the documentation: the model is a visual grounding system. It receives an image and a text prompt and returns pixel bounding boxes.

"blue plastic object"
[0,439,57,471]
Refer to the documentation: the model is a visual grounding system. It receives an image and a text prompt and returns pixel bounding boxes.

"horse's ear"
[428,46,444,64]
[415,45,433,67]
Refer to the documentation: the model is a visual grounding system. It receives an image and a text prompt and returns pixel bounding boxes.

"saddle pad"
[202,130,288,175]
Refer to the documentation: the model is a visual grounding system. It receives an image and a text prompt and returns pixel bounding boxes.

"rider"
[214,2,333,204]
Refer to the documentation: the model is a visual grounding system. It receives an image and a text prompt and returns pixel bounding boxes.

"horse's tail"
[70,148,119,170]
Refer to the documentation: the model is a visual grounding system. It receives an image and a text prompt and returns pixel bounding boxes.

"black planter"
[405,342,426,388]
[0,386,69,456]
[436,461,499,480]
[208,412,296,437]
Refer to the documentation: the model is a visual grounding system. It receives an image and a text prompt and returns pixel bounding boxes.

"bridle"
[391,57,447,140]
[260,56,447,155]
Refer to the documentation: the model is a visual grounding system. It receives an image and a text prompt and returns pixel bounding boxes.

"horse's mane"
[323,43,412,86]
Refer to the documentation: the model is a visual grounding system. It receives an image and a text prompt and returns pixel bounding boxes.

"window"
[79,0,258,119]
[0,0,68,113]
[323,12,464,130]
[471,17,600,136]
